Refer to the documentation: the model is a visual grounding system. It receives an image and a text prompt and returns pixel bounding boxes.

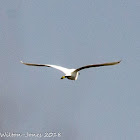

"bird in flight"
[21,60,121,80]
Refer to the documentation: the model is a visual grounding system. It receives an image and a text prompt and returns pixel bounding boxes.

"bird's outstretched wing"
[75,60,121,72]
[20,61,69,74]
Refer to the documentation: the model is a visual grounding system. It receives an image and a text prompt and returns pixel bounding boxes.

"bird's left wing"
[20,61,69,74]
[75,60,121,72]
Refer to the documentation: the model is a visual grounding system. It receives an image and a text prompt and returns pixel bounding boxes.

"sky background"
[0,0,140,140]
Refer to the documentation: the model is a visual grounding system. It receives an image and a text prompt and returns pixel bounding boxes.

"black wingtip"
[118,60,122,63]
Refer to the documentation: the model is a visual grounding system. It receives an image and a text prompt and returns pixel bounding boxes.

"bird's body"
[64,69,79,80]
[21,60,121,80]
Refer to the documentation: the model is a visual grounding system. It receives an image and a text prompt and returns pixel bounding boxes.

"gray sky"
[0,0,140,139]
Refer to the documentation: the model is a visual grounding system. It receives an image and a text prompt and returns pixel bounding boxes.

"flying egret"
[20,60,121,80]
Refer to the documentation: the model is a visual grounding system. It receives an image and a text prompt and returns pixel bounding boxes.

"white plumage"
[20,60,121,80]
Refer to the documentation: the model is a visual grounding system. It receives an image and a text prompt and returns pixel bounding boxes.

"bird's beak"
[61,76,65,79]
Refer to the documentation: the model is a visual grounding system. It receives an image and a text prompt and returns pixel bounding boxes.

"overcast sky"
[0,0,140,140]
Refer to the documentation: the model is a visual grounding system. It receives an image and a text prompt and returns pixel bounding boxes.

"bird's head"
[61,76,65,79]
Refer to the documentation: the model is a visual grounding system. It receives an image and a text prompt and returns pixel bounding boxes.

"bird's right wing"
[20,61,69,74]
[75,60,121,72]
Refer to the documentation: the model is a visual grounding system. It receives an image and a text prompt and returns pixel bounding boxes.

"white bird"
[20,60,121,80]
